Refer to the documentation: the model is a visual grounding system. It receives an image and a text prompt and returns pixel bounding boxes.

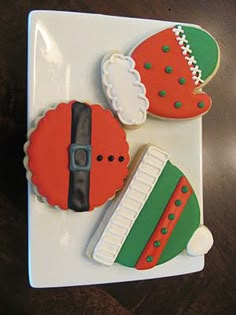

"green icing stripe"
[181,26,219,81]
[115,161,183,268]
[158,192,200,264]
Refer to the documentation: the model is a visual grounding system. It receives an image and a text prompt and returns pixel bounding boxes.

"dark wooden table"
[0,1,235,314]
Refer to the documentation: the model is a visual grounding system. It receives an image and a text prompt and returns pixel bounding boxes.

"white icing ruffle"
[102,53,149,127]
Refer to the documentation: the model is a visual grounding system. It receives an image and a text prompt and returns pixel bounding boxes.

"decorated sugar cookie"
[88,145,213,270]
[102,25,220,125]
[24,101,130,212]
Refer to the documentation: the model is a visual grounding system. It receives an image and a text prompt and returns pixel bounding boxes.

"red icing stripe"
[135,176,193,270]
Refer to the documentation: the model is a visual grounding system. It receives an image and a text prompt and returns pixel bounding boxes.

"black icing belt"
[68,102,91,212]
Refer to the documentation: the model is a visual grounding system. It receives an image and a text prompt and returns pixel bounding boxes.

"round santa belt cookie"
[88,145,213,269]
[24,101,130,212]
[102,24,220,125]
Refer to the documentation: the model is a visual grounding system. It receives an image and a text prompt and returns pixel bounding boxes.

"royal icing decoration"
[102,24,219,120]
[102,54,149,127]
[130,25,219,119]
[172,25,203,85]
[93,146,169,266]
[135,176,193,270]
[186,225,214,256]
[24,101,130,212]
[89,145,213,270]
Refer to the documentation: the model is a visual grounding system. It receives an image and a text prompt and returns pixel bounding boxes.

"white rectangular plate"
[28,10,204,288]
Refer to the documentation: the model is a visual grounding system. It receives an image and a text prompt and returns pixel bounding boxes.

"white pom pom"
[186,225,214,256]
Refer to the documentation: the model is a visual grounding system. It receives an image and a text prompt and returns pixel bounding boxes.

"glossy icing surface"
[89,104,130,210]
[68,102,91,211]
[116,160,200,268]
[28,11,206,286]
[102,54,149,126]
[92,146,169,266]
[135,176,193,269]
[28,102,72,210]
[130,25,219,119]
[181,26,219,81]
[92,145,201,269]
[27,101,130,212]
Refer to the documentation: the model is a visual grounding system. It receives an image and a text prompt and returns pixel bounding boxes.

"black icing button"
[118,156,125,162]
[108,155,114,162]
[97,155,103,161]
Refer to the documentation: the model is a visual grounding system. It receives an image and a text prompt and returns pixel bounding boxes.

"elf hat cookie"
[24,101,130,212]
[102,24,220,125]
[88,145,213,270]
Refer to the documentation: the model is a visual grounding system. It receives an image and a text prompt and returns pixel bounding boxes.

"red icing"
[131,28,211,119]
[27,102,72,210]
[135,176,192,270]
[27,102,130,211]
[89,105,130,210]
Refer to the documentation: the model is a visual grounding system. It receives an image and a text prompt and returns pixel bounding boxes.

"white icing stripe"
[172,25,204,85]
[92,146,170,266]
[102,53,149,126]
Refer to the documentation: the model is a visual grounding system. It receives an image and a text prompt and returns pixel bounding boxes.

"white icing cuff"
[93,145,170,266]
[102,53,149,126]
[186,225,214,256]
